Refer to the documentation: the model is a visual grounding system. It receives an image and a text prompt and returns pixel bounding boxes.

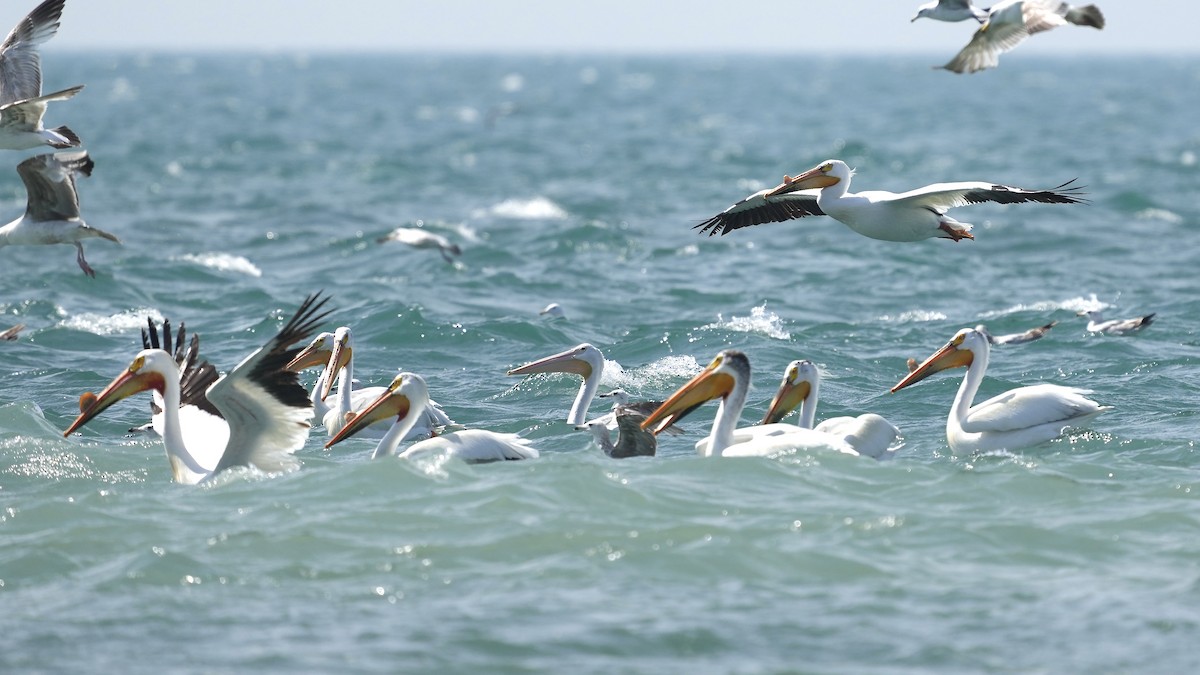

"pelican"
[576,410,657,458]
[695,160,1085,242]
[1078,310,1154,335]
[912,0,989,22]
[640,350,864,458]
[940,1,1105,74]
[131,317,223,440]
[975,320,1058,345]
[325,372,538,462]
[1,322,24,340]
[0,151,119,277]
[377,227,461,263]
[891,327,1109,453]
[285,325,453,440]
[0,0,83,150]
[63,293,334,484]
[507,343,606,426]
[539,303,565,319]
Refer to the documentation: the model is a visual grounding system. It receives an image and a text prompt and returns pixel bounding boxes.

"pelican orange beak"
[762,378,811,425]
[324,383,411,449]
[640,361,735,436]
[285,341,332,372]
[318,339,353,400]
[63,361,166,436]
[507,346,593,379]
[891,338,974,393]
[766,165,840,196]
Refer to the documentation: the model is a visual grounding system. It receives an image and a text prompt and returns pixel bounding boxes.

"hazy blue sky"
[28,1,1199,54]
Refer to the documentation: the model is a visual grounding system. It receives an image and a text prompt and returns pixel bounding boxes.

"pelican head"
[325,372,426,449]
[284,330,336,372]
[762,359,818,425]
[507,343,603,380]
[768,159,850,197]
[891,328,985,392]
[640,350,748,435]
[63,350,175,436]
[316,326,355,400]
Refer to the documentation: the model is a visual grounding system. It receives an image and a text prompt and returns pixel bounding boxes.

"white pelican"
[63,293,334,484]
[576,410,657,458]
[891,327,1109,453]
[131,317,224,440]
[757,360,901,459]
[325,372,538,462]
[508,343,606,426]
[0,0,83,150]
[1078,310,1154,335]
[940,1,1105,74]
[696,160,1085,243]
[976,320,1058,345]
[377,227,461,263]
[0,151,119,277]
[1,322,24,340]
[912,0,989,23]
[285,325,452,440]
[539,303,565,319]
[640,350,864,458]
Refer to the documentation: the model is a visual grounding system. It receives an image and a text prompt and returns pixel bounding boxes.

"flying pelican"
[0,151,119,277]
[975,320,1058,345]
[285,325,453,440]
[576,410,657,458]
[1,322,24,340]
[377,227,461,263]
[63,293,334,484]
[0,0,83,150]
[325,372,539,462]
[940,1,1105,74]
[891,327,1109,453]
[912,0,989,22]
[639,350,865,458]
[695,160,1085,242]
[1078,310,1154,335]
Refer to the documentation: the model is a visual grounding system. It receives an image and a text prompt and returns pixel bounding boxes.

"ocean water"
[3,52,1200,672]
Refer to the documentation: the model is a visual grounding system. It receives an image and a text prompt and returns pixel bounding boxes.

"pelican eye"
[389,375,406,391]
[130,355,145,372]
[822,163,833,172]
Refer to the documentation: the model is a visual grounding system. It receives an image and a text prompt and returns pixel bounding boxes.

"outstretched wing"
[695,186,824,236]
[16,150,92,221]
[889,179,1086,212]
[0,0,64,103]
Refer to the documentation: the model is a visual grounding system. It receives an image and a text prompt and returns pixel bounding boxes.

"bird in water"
[1078,310,1154,335]
[377,226,462,263]
[577,409,657,458]
[1,322,24,340]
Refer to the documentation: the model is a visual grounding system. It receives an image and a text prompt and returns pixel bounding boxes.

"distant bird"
[912,0,989,23]
[975,320,1058,345]
[577,409,657,458]
[1,322,24,340]
[939,1,1106,74]
[891,327,1109,453]
[539,303,565,319]
[325,372,539,462]
[1078,310,1154,335]
[0,151,119,277]
[64,293,333,484]
[0,0,84,150]
[695,159,1085,243]
[377,227,462,262]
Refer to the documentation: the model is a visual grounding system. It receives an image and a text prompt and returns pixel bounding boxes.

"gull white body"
[0,0,84,150]
[1079,310,1154,335]
[912,0,990,22]
[940,0,1106,74]
[377,227,461,262]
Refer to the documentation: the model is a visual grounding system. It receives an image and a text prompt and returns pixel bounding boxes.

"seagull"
[975,320,1058,345]
[940,1,1106,74]
[695,159,1085,242]
[1078,310,1154,335]
[1,322,24,340]
[64,293,334,484]
[377,227,462,263]
[912,0,990,23]
[0,0,84,150]
[0,151,119,277]
[576,409,657,458]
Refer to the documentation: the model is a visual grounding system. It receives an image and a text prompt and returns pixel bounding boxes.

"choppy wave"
[701,304,791,340]
[176,252,263,277]
[60,307,163,335]
[485,197,568,220]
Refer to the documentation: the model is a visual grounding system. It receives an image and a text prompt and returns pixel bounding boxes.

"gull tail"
[48,125,82,149]
[1065,4,1105,29]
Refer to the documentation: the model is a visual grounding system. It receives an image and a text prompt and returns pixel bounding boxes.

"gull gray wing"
[0,0,64,104]
[17,149,91,221]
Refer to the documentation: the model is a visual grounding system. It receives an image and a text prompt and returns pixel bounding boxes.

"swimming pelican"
[1078,310,1154,335]
[976,320,1058,345]
[695,160,1085,242]
[891,327,1109,452]
[507,343,606,426]
[940,1,1105,74]
[1,322,24,340]
[285,325,452,440]
[640,350,863,458]
[0,151,119,277]
[539,303,565,319]
[325,372,538,462]
[576,409,657,458]
[377,227,461,263]
[0,0,83,150]
[912,0,989,22]
[131,317,223,440]
[63,293,334,484]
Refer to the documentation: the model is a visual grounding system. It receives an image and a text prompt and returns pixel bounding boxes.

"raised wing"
[0,0,64,104]
[962,384,1102,433]
[694,186,824,236]
[17,149,91,221]
[940,2,1037,74]
[890,179,1086,212]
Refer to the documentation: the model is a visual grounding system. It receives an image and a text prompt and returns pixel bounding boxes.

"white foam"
[489,197,568,220]
[975,294,1106,318]
[176,252,263,277]
[878,310,948,323]
[702,304,791,340]
[1135,208,1183,224]
[600,355,702,392]
[62,307,163,335]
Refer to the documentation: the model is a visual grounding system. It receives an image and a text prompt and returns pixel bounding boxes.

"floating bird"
[285,325,452,440]
[508,343,606,426]
[596,388,685,436]
[975,320,1058,345]
[1,322,24,340]
[0,0,83,150]
[325,372,539,462]
[1078,310,1154,335]
[377,227,461,263]
[640,350,866,458]
[0,151,119,277]
[912,0,989,23]
[891,327,1109,452]
[129,317,223,440]
[539,303,565,319]
[940,0,1105,74]
[695,159,1085,243]
[64,293,334,484]
[576,409,657,458]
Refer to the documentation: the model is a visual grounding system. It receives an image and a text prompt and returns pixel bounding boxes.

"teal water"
[3,53,1200,672]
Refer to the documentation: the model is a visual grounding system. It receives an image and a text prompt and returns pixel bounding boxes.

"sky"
[26,1,1200,55]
